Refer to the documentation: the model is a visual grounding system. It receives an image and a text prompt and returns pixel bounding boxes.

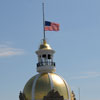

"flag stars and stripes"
[45,21,60,31]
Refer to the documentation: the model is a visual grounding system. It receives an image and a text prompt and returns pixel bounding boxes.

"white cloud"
[0,44,24,57]
[70,71,100,79]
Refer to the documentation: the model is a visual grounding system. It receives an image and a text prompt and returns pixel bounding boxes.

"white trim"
[63,80,71,100]
[48,73,54,90]
[37,66,56,73]
[60,76,71,100]
[32,74,41,100]
[57,74,71,100]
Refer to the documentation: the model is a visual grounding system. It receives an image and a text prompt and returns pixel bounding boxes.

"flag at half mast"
[45,21,60,31]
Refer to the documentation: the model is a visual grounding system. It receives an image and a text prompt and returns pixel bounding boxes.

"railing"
[37,62,56,67]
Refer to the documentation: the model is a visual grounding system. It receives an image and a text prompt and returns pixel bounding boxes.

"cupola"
[36,39,56,73]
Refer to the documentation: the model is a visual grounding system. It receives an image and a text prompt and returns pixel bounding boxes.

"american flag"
[45,21,59,31]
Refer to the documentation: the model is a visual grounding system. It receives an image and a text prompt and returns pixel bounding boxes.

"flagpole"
[42,2,46,41]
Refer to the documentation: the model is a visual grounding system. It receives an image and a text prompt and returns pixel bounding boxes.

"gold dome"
[39,40,52,50]
[23,73,71,100]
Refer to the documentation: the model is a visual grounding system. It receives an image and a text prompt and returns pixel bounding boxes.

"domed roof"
[39,43,52,50]
[39,40,52,50]
[23,73,71,100]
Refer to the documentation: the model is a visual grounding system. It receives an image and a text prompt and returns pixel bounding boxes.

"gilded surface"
[50,73,69,99]
[39,42,52,50]
[71,91,76,100]
[23,75,37,100]
[23,73,71,100]
[35,73,51,99]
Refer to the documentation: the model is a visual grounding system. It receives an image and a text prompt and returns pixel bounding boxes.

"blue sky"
[0,0,100,100]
